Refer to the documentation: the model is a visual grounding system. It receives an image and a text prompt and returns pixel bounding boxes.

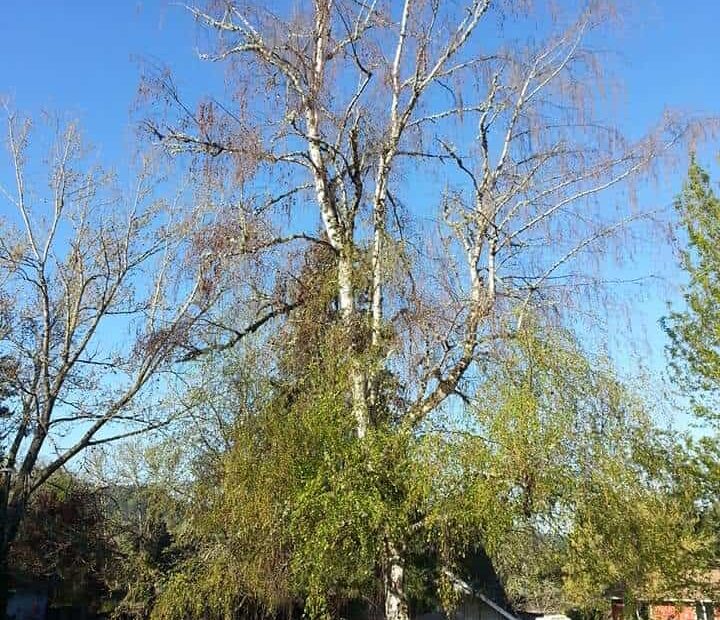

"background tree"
[85,324,281,619]
[96,440,194,620]
[8,471,115,614]
[664,156,720,421]
[0,106,258,615]
[663,157,720,601]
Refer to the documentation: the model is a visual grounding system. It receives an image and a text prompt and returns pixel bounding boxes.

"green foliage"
[89,435,204,619]
[150,326,403,618]
[137,285,711,620]
[564,450,708,608]
[411,326,710,611]
[659,158,720,594]
[664,156,720,420]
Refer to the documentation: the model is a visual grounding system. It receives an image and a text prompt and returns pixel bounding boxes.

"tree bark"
[384,541,410,620]
[0,515,13,620]
[0,490,30,620]
[0,548,8,620]
[337,251,369,438]
[0,476,10,620]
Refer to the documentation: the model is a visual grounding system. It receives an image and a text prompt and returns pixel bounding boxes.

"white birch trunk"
[339,250,369,438]
[385,541,410,620]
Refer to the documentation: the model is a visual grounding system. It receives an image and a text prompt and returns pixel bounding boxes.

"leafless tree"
[0,105,284,606]
[143,1,711,617]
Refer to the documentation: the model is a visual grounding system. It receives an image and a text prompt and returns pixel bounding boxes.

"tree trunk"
[0,482,25,620]
[337,251,369,438]
[0,480,10,620]
[384,541,409,620]
[0,544,9,620]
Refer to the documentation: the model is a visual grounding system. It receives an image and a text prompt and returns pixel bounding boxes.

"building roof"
[445,569,522,620]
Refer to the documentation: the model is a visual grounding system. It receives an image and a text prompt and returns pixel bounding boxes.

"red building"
[611,573,720,620]
[612,599,719,620]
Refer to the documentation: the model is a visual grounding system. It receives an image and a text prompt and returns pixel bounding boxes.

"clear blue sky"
[1,1,719,426]
[0,1,225,164]
[2,2,718,163]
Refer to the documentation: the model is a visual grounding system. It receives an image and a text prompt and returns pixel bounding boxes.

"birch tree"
[146,311,709,620]
[142,2,708,618]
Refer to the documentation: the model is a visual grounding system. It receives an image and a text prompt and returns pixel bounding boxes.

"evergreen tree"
[664,157,720,420]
